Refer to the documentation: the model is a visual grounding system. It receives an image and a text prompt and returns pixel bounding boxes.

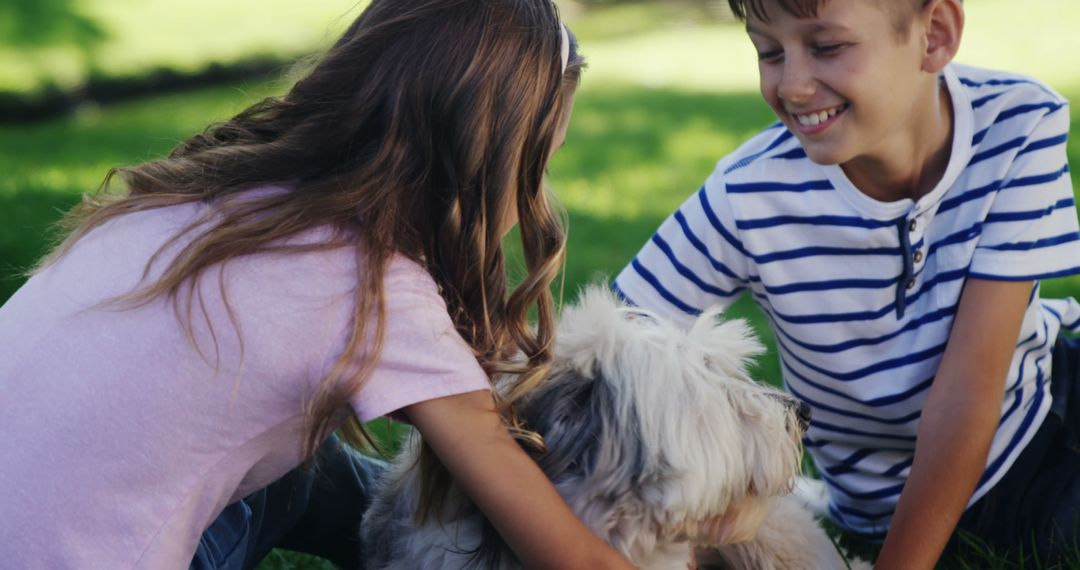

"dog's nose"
[795,400,812,432]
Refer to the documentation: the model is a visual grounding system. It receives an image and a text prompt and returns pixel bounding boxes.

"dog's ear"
[553,285,617,375]
[689,310,764,382]
[520,364,673,560]
[519,369,600,477]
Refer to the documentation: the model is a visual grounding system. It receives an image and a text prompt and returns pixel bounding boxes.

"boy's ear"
[920,0,964,74]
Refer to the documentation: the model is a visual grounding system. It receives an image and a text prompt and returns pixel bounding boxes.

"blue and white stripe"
[614,63,1080,537]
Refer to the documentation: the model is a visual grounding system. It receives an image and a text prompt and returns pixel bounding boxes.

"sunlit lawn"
[0,0,363,94]
[2,1,1080,568]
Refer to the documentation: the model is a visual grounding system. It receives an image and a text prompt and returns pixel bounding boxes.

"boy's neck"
[842,77,955,204]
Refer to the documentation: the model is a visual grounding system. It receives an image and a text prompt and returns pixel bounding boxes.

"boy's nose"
[777,62,815,105]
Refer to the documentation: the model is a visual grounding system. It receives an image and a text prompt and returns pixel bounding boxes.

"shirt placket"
[895,213,928,319]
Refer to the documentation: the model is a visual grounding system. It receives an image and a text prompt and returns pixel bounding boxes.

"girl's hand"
[684,504,768,545]
[402,390,635,570]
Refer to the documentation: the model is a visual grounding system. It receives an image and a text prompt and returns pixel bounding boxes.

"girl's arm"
[873,278,1033,569]
[402,390,635,570]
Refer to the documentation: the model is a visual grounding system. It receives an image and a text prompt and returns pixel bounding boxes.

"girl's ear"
[921,0,964,74]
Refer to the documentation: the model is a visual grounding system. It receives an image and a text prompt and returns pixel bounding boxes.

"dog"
[361,285,869,569]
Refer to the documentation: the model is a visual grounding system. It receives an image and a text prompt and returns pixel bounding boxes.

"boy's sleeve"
[613,168,752,328]
[968,102,1080,280]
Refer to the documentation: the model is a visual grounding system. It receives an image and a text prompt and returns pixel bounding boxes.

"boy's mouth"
[790,103,848,131]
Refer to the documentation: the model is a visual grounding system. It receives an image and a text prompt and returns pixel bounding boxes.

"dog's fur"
[361,285,869,569]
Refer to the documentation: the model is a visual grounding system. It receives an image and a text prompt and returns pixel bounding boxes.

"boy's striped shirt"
[614,64,1080,538]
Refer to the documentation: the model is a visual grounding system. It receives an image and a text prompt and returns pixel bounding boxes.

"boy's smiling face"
[747,0,937,169]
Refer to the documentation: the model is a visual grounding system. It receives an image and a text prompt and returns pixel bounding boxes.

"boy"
[613,0,1079,567]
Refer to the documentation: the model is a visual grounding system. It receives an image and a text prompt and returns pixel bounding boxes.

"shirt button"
[909,219,918,232]
[906,278,917,289]
[913,250,924,263]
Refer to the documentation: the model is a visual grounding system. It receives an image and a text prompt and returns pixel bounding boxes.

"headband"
[559,24,570,74]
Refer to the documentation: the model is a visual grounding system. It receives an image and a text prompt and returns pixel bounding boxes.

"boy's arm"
[873,277,1032,570]
[613,173,751,325]
[879,91,1074,568]
[402,390,635,570]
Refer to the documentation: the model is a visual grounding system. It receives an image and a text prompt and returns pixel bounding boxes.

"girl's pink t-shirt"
[0,201,490,568]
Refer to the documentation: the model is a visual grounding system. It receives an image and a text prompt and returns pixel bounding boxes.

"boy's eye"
[756,49,783,63]
[812,43,846,56]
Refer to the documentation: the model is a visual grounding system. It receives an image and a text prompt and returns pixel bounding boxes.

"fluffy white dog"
[361,285,869,569]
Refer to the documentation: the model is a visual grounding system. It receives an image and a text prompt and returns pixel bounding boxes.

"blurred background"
[1,1,1077,568]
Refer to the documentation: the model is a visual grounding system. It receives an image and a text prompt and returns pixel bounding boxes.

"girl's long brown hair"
[39,0,583,516]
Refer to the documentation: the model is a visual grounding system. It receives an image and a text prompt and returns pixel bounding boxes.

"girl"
[0,1,634,568]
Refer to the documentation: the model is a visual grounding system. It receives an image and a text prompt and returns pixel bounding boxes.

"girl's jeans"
[190,434,386,570]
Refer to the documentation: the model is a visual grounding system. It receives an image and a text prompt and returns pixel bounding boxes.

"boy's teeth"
[796,105,842,126]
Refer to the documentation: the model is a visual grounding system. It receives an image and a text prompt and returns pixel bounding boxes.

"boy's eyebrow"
[805,21,851,34]
[745,22,769,36]
[746,20,852,37]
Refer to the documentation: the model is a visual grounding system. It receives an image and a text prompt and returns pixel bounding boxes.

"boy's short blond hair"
[727,0,930,39]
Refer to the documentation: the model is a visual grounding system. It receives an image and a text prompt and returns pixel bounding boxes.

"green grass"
[0,79,286,299]
[0,0,364,94]
[3,1,1080,568]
